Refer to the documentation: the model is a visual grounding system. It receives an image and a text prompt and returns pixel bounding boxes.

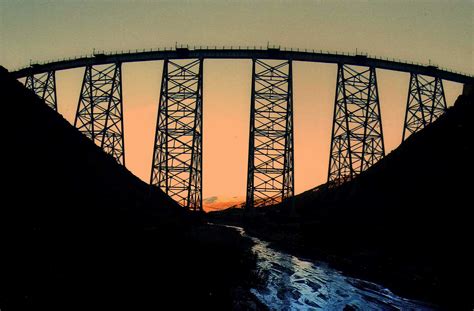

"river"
[226,225,437,311]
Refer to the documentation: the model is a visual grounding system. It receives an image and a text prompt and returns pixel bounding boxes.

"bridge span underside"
[15,47,473,211]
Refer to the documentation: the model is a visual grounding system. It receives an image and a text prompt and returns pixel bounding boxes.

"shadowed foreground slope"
[0,67,264,310]
[211,90,474,309]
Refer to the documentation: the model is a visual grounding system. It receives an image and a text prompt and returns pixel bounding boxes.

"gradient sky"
[1,1,472,211]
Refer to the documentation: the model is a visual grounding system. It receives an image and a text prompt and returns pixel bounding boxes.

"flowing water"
[226,225,437,311]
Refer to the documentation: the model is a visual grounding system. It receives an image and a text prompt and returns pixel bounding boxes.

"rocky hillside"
[212,87,474,309]
[0,66,263,311]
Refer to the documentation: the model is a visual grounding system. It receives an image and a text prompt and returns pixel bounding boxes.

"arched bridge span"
[12,47,474,211]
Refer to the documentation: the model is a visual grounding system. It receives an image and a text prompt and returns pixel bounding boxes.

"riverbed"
[226,225,437,310]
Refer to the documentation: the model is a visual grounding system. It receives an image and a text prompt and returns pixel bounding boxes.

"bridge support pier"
[328,64,385,186]
[246,59,294,208]
[402,73,447,141]
[150,59,203,211]
[74,63,125,165]
[25,71,58,111]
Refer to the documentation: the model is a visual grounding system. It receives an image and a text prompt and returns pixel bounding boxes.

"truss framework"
[150,59,203,211]
[74,63,125,165]
[25,71,58,111]
[246,59,294,208]
[328,64,385,186]
[402,73,447,141]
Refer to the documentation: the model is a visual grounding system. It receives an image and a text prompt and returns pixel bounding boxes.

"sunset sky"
[1,1,472,211]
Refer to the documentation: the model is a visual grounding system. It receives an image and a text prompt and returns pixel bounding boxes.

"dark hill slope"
[0,67,262,310]
[214,91,474,308]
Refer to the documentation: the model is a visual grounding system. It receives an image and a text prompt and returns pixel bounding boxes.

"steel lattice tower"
[74,63,125,165]
[328,64,385,186]
[402,73,447,141]
[246,59,294,208]
[150,59,203,211]
[25,71,58,111]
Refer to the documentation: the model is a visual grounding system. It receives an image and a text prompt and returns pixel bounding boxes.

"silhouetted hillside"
[0,67,264,310]
[211,89,474,309]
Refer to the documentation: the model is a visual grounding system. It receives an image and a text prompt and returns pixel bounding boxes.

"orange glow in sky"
[1,1,471,211]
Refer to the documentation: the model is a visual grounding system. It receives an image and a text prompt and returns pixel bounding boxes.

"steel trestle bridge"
[12,46,474,211]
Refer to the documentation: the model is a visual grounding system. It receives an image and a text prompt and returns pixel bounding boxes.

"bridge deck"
[10,47,473,84]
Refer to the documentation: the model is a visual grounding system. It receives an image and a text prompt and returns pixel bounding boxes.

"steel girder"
[402,73,447,141]
[150,59,203,211]
[12,48,473,85]
[74,63,125,165]
[328,64,385,186]
[25,71,58,111]
[246,59,294,208]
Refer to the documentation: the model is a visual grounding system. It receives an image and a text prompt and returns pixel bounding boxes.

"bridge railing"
[12,45,474,78]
